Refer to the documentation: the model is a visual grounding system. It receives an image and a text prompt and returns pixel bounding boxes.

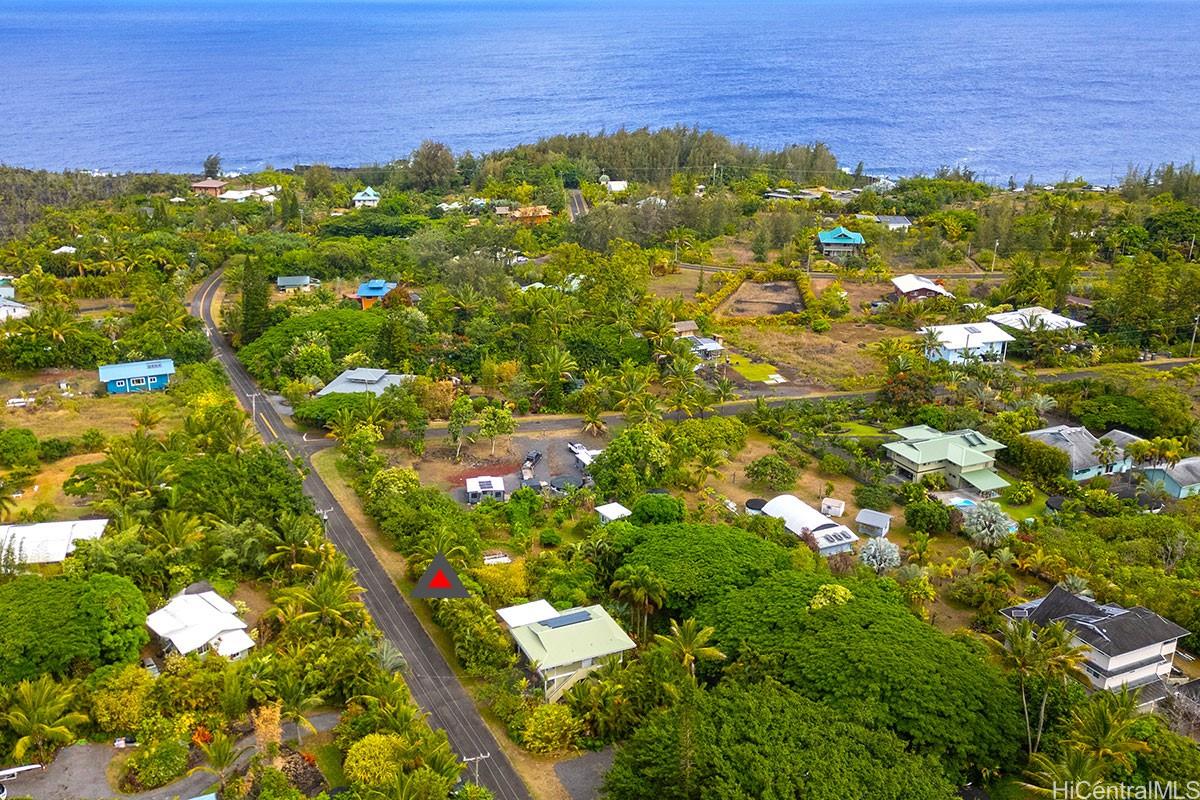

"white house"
[0,518,108,564]
[987,306,1085,333]
[1002,586,1188,708]
[147,587,255,660]
[316,367,414,398]
[761,495,858,556]
[875,214,912,231]
[0,297,31,321]
[496,599,559,629]
[603,179,628,193]
[353,187,381,208]
[466,476,506,504]
[217,185,279,203]
[920,322,1015,364]
[508,604,636,701]
[596,502,631,525]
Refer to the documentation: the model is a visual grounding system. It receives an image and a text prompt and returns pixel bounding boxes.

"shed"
[0,518,109,564]
[820,498,846,517]
[465,476,506,504]
[352,186,381,208]
[98,359,176,394]
[276,275,317,292]
[596,502,631,524]
[854,508,893,538]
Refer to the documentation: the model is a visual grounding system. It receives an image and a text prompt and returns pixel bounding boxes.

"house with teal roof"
[817,226,865,260]
[352,186,380,209]
[883,425,1009,497]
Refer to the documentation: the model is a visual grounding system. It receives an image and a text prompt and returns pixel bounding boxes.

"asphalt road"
[191,273,531,800]
[566,189,588,221]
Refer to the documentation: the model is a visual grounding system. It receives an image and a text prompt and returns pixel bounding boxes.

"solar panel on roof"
[478,479,492,490]
[542,610,591,628]
[965,326,981,333]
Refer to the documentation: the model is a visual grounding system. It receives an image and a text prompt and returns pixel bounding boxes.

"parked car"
[524,450,542,467]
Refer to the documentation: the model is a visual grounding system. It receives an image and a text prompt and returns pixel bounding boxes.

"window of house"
[115,379,126,387]
[130,376,147,387]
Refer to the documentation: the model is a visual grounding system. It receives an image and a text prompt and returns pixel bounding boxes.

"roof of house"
[961,468,1011,493]
[315,367,413,397]
[875,214,912,226]
[146,590,253,657]
[0,518,108,564]
[1003,586,1188,656]
[1025,425,1109,472]
[356,279,398,298]
[98,358,177,382]
[1102,429,1144,450]
[761,495,859,551]
[682,335,723,353]
[817,226,865,245]
[353,187,380,200]
[465,475,505,494]
[0,297,29,311]
[190,179,227,189]
[1150,457,1200,488]
[596,502,632,522]
[854,508,893,528]
[987,306,1086,332]
[884,426,1004,467]
[497,599,559,628]
[509,604,636,670]
[275,275,312,288]
[921,322,1015,349]
[892,273,953,298]
[671,320,700,335]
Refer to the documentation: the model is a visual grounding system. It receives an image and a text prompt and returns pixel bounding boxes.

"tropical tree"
[653,617,725,680]
[964,500,1012,551]
[190,729,251,794]
[274,560,367,634]
[1091,437,1120,472]
[993,619,1088,755]
[2,675,88,762]
[1064,689,1149,771]
[859,537,901,574]
[1021,749,1108,797]
[581,408,608,438]
[610,564,665,641]
[275,672,324,747]
[478,405,516,456]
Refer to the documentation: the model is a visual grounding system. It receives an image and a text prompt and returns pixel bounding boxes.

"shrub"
[521,703,582,754]
[38,437,74,463]
[770,439,810,468]
[344,732,406,787]
[904,499,951,535]
[818,453,849,476]
[126,738,189,790]
[538,529,562,548]
[630,493,685,525]
[0,428,39,467]
[1003,481,1036,506]
[963,501,1012,550]
[744,454,797,491]
[1082,488,1123,517]
[78,428,106,452]
[852,483,893,511]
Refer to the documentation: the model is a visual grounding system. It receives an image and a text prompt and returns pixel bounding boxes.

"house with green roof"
[507,604,636,702]
[352,186,380,209]
[882,425,1009,497]
[817,226,865,260]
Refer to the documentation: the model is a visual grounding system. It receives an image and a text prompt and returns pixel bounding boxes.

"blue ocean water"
[0,0,1197,181]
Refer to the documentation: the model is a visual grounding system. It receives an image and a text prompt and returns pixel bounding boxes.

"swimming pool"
[947,497,978,510]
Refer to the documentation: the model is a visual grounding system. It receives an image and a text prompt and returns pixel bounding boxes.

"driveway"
[14,713,339,800]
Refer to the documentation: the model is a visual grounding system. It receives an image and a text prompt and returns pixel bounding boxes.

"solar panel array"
[478,479,493,490]
[542,610,591,629]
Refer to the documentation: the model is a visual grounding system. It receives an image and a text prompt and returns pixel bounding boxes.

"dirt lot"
[717,281,804,317]
[811,277,891,313]
[647,270,702,301]
[721,320,889,390]
[708,236,756,266]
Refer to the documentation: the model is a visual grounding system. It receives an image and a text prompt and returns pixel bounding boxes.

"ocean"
[0,0,1197,181]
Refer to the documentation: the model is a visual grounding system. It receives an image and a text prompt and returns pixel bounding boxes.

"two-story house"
[816,226,865,260]
[1002,586,1188,708]
[882,425,1009,497]
[920,322,1015,364]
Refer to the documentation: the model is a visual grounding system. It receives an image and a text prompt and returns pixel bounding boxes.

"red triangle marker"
[429,569,452,590]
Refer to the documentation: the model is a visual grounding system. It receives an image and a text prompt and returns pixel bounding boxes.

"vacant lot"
[810,277,890,312]
[8,452,103,520]
[722,321,888,390]
[718,281,803,317]
[647,270,702,300]
[0,391,184,440]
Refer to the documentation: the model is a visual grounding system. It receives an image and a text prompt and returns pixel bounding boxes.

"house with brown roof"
[190,178,228,197]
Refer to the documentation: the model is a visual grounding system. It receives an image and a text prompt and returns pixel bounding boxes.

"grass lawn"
[828,421,884,437]
[0,392,185,440]
[727,352,780,383]
[10,452,104,520]
[994,476,1049,522]
[313,741,347,788]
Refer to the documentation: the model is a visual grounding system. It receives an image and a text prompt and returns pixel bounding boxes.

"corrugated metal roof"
[98,359,176,382]
[817,226,865,245]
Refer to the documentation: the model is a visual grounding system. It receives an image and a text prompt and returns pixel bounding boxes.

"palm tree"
[653,618,725,680]
[190,729,251,794]
[325,407,360,440]
[133,403,165,432]
[905,531,933,565]
[691,449,727,487]
[581,408,608,438]
[610,564,666,641]
[274,560,367,634]
[264,511,324,574]
[533,345,578,402]
[275,671,324,747]
[3,675,88,763]
[1021,749,1108,797]
[1092,436,1120,473]
[1025,392,1058,420]
[1065,689,1149,771]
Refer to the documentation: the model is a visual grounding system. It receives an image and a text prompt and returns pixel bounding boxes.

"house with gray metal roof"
[1024,424,1135,482]
[1002,586,1188,708]
[275,275,318,293]
[883,425,1008,497]
[1143,457,1200,500]
[508,604,636,701]
[315,367,414,398]
[854,508,893,538]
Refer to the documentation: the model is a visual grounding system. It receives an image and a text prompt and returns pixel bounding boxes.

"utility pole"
[463,753,491,783]
[248,392,260,419]
[990,239,999,272]
[1190,315,1199,358]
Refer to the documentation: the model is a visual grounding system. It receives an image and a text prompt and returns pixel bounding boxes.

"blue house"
[817,226,865,259]
[99,359,176,394]
[1143,458,1200,500]
[354,279,397,309]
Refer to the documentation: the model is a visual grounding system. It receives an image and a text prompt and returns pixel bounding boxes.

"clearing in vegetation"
[717,280,803,317]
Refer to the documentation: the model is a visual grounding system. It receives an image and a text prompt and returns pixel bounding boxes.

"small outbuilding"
[745,498,767,515]
[855,508,893,538]
[596,502,632,525]
[276,275,318,293]
[0,518,109,564]
[465,476,506,504]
